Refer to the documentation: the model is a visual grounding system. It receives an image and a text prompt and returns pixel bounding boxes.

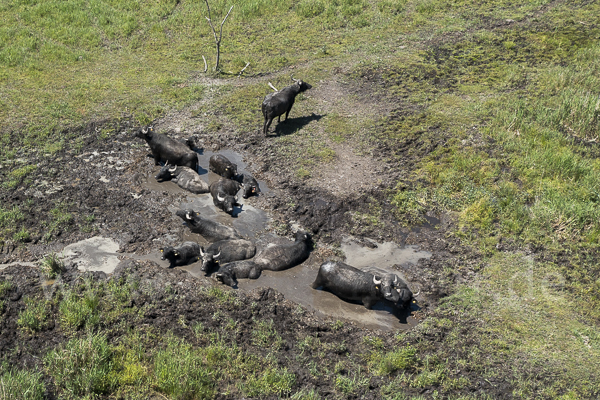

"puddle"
[141,149,272,240]
[0,261,37,270]
[141,149,271,196]
[37,232,430,331]
[199,150,271,195]
[62,237,122,274]
[38,149,433,331]
[238,236,432,331]
[177,195,270,240]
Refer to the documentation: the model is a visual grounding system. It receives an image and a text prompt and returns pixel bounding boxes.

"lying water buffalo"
[262,77,312,136]
[155,164,209,194]
[135,126,198,170]
[215,260,261,287]
[199,239,256,272]
[241,174,260,199]
[209,178,241,215]
[175,209,241,242]
[160,242,201,268]
[311,261,414,309]
[256,231,311,271]
[209,154,237,179]
[216,231,311,286]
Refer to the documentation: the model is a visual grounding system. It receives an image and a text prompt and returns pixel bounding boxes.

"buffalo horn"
[373,276,382,285]
[291,74,299,83]
[214,250,221,259]
[168,166,177,173]
[142,127,148,134]
[185,212,192,220]
[393,275,399,286]
[217,193,225,202]
[199,247,205,256]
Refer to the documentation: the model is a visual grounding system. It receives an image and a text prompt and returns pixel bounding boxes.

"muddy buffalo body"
[312,261,414,309]
[199,239,256,272]
[135,126,198,170]
[209,154,237,179]
[209,178,241,215]
[160,242,202,268]
[240,173,260,198]
[216,231,311,287]
[262,77,312,136]
[155,164,209,194]
[176,209,241,242]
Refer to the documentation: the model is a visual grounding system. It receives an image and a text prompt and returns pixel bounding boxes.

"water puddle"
[141,149,272,239]
[41,150,433,331]
[61,237,122,274]
[0,261,37,270]
[238,236,431,331]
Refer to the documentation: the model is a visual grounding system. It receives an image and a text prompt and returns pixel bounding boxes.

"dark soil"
[0,115,486,398]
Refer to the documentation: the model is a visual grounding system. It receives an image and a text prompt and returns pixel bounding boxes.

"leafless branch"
[203,0,233,71]
[238,62,250,78]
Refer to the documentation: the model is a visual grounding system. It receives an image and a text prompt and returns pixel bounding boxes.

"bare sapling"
[203,0,233,72]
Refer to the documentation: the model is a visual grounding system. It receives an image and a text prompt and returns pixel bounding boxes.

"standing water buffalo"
[155,164,209,194]
[209,154,237,179]
[209,178,241,215]
[135,126,198,170]
[215,231,311,286]
[241,174,260,199]
[175,209,241,242]
[262,77,312,136]
[311,261,414,309]
[160,242,202,268]
[199,238,256,272]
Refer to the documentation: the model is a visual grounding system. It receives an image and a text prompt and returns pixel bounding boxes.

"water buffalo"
[311,261,414,309]
[256,231,311,271]
[209,154,237,179]
[135,126,198,170]
[215,231,311,286]
[215,260,261,287]
[155,164,209,194]
[175,209,241,242]
[199,239,256,272]
[209,178,241,215]
[160,242,201,268]
[241,174,260,199]
[262,77,312,136]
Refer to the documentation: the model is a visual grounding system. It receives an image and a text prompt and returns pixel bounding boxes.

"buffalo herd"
[136,77,416,316]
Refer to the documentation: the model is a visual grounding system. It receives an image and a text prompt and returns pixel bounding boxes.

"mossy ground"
[2,0,600,398]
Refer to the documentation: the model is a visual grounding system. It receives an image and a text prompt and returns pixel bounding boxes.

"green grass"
[2,0,600,398]
[39,252,65,278]
[0,367,45,400]
[17,297,50,333]
[153,336,215,399]
[58,289,100,331]
[45,333,115,398]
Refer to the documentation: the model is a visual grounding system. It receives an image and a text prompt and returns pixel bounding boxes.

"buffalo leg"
[152,151,161,166]
[363,297,376,309]
[284,102,295,121]
[264,118,273,135]
[248,266,262,280]
[311,276,323,289]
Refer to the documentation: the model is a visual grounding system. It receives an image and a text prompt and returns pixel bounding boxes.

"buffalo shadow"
[268,113,325,137]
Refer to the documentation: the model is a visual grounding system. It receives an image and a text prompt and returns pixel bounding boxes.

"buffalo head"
[199,247,221,272]
[155,164,177,182]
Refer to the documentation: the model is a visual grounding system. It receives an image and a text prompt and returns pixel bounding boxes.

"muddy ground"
[0,108,484,397]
